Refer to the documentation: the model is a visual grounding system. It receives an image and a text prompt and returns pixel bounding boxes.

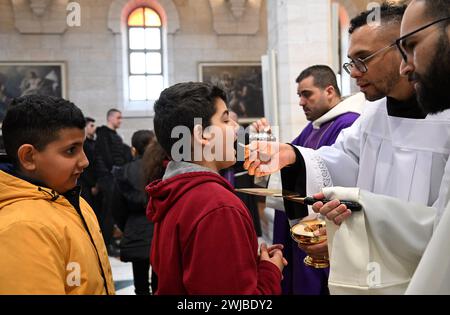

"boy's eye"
[66,147,76,154]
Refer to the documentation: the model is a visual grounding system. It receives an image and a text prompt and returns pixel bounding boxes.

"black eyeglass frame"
[343,42,397,75]
[395,16,450,62]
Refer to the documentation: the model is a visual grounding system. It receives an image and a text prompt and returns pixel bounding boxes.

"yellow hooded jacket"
[0,170,115,294]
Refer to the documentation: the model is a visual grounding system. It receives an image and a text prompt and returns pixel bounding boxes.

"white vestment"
[406,190,450,294]
[289,98,450,294]
[323,172,450,295]
[296,98,450,206]
[268,92,366,218]
[323,187,438,294]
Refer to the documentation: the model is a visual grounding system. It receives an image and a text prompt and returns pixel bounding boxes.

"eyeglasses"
[343,42,397,74]
[395,16,450,62]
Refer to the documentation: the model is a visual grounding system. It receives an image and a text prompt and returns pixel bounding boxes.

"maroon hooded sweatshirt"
[146,161,282,295]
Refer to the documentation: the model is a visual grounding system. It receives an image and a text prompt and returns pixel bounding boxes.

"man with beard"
[244,2,450,294]
[304,0,450,294]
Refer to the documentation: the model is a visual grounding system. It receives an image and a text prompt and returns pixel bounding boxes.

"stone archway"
[107,0,180,34]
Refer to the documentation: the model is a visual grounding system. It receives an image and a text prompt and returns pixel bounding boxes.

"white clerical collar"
[312,92,365,129]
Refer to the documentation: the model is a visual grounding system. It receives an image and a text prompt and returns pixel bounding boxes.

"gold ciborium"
[290,217,329,268]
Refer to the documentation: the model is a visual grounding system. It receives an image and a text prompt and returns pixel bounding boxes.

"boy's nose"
[79,150,89,169]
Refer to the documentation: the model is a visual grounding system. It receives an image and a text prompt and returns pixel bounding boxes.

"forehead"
[298,76,317,90]
[400,0,429,36]
[214,98,227,113]
[348,24,396,56]
[49,128,85,146]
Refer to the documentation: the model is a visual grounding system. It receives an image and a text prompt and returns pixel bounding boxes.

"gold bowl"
[290,218,329,268]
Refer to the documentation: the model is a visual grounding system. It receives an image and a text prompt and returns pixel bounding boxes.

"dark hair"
[142,140,167,183]
[2,95,86,165]
[419,0,450,22]
[296,65,341,97]
[349,2,407,34]
[107,108,121,119]
[132,130,155,156]
[153,82,227,158]
[85,117,95,124]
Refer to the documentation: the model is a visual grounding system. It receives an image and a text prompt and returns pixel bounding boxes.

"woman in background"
[112,130,166,294]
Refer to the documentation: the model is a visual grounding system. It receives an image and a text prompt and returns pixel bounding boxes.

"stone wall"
[0,0,399,145]
[0,0,267,144]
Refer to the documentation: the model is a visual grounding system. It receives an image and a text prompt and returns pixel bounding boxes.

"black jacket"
[95,126,130,180]
[111,158,153,262]
[79,137,96,188]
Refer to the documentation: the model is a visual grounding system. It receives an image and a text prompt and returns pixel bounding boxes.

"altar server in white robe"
[244,1,450,294]
[277,3,450,223]
[309,0,450,295]
[246,2,450,244]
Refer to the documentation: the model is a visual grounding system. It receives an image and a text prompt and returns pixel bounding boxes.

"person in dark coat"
[112,130,164,295]
[95,109,131,254]
[79,117,99,217]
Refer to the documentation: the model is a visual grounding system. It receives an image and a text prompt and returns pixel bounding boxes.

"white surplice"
[297,98,450,206]
[323,186,438,294]
[406,188,450,294]
[292,98,450,294]
[322,170,450,295]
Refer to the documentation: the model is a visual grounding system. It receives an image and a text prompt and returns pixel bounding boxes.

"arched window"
[127,7,164,101]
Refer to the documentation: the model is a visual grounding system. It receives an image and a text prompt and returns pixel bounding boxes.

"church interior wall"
[0,0,402,145]
[0,0,267,144]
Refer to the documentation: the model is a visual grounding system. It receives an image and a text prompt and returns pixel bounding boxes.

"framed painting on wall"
[199,62,264,123]
[0,61,67,126]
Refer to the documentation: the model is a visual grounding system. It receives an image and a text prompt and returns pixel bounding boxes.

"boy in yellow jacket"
[0,95,115,294]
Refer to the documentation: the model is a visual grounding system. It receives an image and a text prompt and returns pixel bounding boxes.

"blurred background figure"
[95,109,131,256]
[112,130,165,295]
[79,117,99,217]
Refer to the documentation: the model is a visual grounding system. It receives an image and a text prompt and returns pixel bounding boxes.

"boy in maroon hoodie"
[147,82,286,295]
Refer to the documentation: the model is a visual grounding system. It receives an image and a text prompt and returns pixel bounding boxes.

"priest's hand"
[259,242,288,273]
[311,192,352,225]
[243,141,296,177]
[298,228,329,259]
[250,117,272,134]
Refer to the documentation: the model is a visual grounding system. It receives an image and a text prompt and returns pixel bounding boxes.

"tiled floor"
[109,257,136,295]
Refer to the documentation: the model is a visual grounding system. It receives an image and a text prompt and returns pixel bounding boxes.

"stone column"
[267,0,333,142]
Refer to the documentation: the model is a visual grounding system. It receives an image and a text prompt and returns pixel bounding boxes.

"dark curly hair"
[349,2,408,34]
[153,82,227,159]
[2,95,86,165]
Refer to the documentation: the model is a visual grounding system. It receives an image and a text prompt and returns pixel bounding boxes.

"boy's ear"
[193,124,209,145]
[17,144,37,171]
